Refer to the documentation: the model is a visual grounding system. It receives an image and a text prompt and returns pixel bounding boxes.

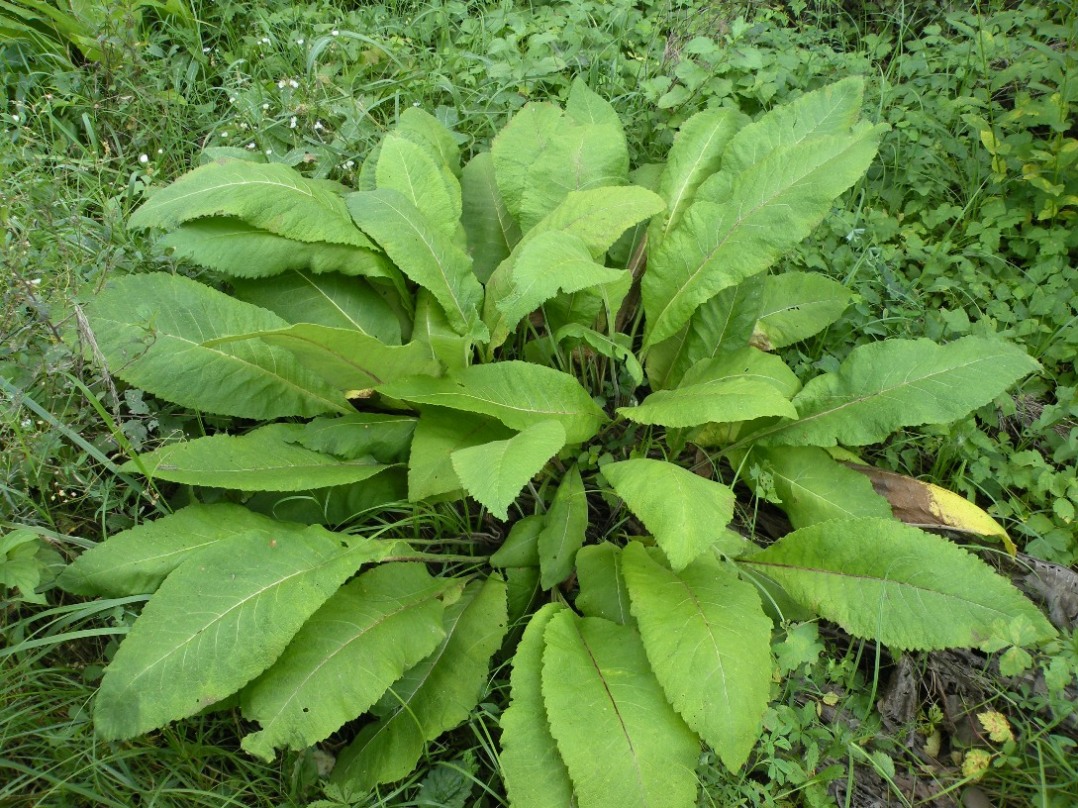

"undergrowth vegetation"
[2,1,1076,806]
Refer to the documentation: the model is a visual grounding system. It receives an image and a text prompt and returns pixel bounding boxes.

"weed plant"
[2,0,1076,805]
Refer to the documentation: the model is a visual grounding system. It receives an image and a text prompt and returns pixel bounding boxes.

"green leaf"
[292,414,416,464]
[642,122,883,347]
[451,421,567,520]
[617,377,797,428]
[130,160,372,248]
[565,78,621,128]
[720,77,867,175]
[394,107,461,177]
[486,230,625,347]
[531,186,665,258]
[346,188,486,339]
[679,346,802,398]
[537,464,588,590]
[500,603,575,808]
[746,447,893,529]
[57,504,306,597]
[744,518,1056,650]
[0,529,49,604]
[230,271,403,344]
[604,459,739,570]
[575,543,632,624]
[331,576,508,790]
[460,152,520,283]
[407,408,513,501]
[412,288,471,374]
[491,101,563,223]
[760,337,1041,447]
[752,272,851,350]
[158,218,392,281]
[376,133,461,239]
[122,424,391,491]
[622,544,772,771]
[83,273,348,419]
[380,361,607,444]
[94,531,401,739]
[489,515,544,568]
[554,325,644,390]
[650,107,746,248]
[241,563,453,760]
[541,611,699,808]
[645,276,765,390]
[206,324,438,391]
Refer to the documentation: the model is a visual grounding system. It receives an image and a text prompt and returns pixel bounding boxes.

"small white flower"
[11,114,19,122]
[21,418,32,429]
[297,38,305,45]
[220,131,229,137]
[313,120,324,130]
[262,103,270,110]
[202,46,211,53]
[343,159,355,169]
[265,148,273,155]
[331,29,339,36]
[412,101,420,107]
[229,96,236,104]
[29,278,42,286]
[157,148,164,154]
[246,142,256,150]
[261,37,271,45]
[289,79,299,89]
[138,153,149,164]
[289,116,297,129]
[240,122,248,130]
[277,79,287,89]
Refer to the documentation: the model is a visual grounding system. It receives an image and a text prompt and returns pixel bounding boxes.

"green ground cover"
[2,1,1076,806]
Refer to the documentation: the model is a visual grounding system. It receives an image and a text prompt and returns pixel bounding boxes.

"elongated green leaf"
[460,152,520,283]
[746,447,892,528]
[380,361,607,444]
[83,273,348,418]
[206,324,438,391]
[130,160,372,248]
[241,563,453,760]
[346,189,486,339]
[642,123,883,347]
[531,186,665,258]
[650,107,746,247]
[680,346,802,397]
[645,277,765,390]
[500,603,575,808]
[752,272,851,350]
[376,133,461,238]
[451,421,567,520]
[122,424,390,491]
[622,544,772,771]
[407,408,513,501]
[537,464,588,590]
[394,107,461,177]
[331,576,508,790]
[292,414,416,463]
[575,543,632,624]
[412,288,470,373]
[541,612,699,808]
[230,271,403,343]
[760,337,1041,447]
[158,218,393,281]
[486,230,625,347]
[566,78,621,128]
[744,518,1056,650]
[555,324,644,389]
[57,504,306,597]
[720,77,867,175]
[618,377,797,428]
[489,515,544,568]
[95,531,401,739]
[604,459,739,570]
[491,101,564,223]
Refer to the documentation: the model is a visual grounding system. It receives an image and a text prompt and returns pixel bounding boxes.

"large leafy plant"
[66,77,1055,804]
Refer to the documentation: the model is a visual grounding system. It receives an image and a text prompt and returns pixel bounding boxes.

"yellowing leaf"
[846,464,1016,555]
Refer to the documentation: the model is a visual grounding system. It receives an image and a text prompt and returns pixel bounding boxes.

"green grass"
[2,0,1076,804]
